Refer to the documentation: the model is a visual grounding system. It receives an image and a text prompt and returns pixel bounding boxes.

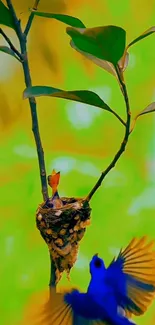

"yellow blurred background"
[0,1,155,324]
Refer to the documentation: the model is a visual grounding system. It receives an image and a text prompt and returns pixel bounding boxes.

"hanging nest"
[36,196,91,283]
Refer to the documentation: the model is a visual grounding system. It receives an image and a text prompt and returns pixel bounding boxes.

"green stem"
[108,107,126,126]
[49,254,56,287]
[6,0,48,201]
[24,12,35,36]
[0,28,23,61]
[24,0,41,36]
[86,65,131,202]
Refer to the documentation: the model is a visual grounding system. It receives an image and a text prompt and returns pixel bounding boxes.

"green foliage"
[66,25,126,66]
[23,86,111,111]
[66,25,155,81]
[0,0,15,29]
[33,11,86,28]
[70,39,117,77]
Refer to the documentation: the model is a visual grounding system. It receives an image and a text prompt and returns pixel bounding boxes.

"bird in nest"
[46,169,63,209]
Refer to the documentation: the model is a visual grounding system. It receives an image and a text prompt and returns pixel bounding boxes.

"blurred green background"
[0,0,155,324]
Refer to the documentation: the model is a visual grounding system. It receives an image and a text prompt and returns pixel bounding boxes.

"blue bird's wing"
[106,236,155,316]
[21,287,73,325]
[73,315,108,325]
[20,287,109,325]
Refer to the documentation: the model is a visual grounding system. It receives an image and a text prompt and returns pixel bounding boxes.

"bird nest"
[36,197,91,283]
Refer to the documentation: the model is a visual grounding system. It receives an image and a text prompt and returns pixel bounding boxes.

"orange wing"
[20,287,110,325]
[119,236,155,316]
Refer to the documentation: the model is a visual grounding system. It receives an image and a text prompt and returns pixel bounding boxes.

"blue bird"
[23,236,155,325]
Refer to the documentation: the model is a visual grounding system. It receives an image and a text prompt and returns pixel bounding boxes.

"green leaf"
[127,26,155,49]
[136,102,155,118]
[33,11,86,28]
[0,45,20,60]
[66,25,126,66]
[23,86,126,126]
[70,40,117,78]
[23,86,111,111]
[130,103,155,133]
[0,1,15,29]
[118,27,155,72]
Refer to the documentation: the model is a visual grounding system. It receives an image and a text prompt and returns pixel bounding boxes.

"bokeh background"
[0,0,155,324]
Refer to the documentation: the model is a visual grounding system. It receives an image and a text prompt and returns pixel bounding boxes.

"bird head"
[48,169,60,196]
[89,253,106,276]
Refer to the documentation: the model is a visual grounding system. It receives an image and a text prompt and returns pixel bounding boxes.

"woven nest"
[36,197,91,283]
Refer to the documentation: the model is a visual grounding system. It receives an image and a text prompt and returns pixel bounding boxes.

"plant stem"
[0,28,23,61]
[33,0,41,10]
[108,107,126,126]
[6,0,56,287]
[86,65,131,202]
[24,12,35,36]
[49,255,56,287]
[6,0,48,201]
[24,1,40,36]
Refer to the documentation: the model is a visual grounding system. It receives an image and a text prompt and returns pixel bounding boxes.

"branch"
[6,0,48,201]
[0,28,23,61]
[86,65,131,202]
[24,0,41,36]
[49,255,56,287]
[108,107,126,127]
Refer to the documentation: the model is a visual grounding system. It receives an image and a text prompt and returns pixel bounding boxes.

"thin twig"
[6,0,48,201]
[0,28,23,61]
[24,12,35,36]
[33,0,41,10]
[108,107,126,126]
[24,1,40,36]
[49,254,56,287]
[86,65,131,202]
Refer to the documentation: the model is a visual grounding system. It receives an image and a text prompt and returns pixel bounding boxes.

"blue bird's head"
[89,254,106,276]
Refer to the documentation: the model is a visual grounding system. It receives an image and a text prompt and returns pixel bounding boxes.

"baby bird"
[47,169,63,209]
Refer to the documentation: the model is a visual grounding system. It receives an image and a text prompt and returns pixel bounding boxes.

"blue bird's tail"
[109,313,136,325]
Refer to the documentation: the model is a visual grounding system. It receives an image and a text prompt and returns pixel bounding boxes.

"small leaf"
[33,11,86,28]
[118,27,155,73]
[0,1,15,29]
[130,103,155,133]
[66,25,126,66]
[70,40,117,78]
[23,86,111,112]
[136,102,155,118]
[127,27,155,49]
[0,45,20,60]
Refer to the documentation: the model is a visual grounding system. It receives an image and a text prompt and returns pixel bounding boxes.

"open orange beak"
[48,169,60,196]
